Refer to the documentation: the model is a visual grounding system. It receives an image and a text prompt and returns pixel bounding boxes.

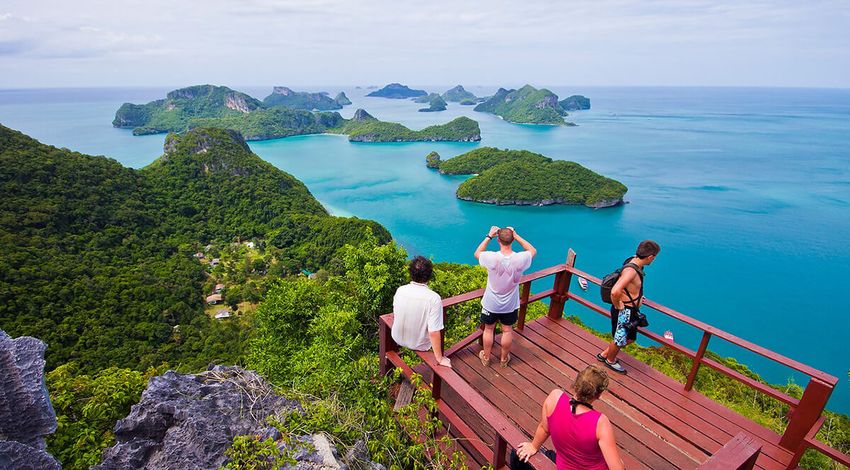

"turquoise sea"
[1,85,849,414]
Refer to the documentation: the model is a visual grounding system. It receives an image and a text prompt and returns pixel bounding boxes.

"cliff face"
[0,330,61,470]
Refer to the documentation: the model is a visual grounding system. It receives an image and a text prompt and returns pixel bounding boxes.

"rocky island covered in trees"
[427,147,626,207]
[113,85,480,143]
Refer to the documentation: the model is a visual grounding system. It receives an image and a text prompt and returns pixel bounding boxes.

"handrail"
[379,251,847,469]
[378,313,555,469]
[564,265,837,385]
[418,350,557,469]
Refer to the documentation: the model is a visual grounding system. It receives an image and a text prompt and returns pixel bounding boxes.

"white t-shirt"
[479,251,533,313]
[391,282,444,351]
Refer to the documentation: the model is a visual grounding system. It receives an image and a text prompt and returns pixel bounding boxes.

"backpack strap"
[621,262,644,307]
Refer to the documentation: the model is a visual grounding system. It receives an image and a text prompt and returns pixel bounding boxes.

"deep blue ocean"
[1,85,848,414]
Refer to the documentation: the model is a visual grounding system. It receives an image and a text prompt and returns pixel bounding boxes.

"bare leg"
[500,324,513,362]
[482,323,496,360]
[604,342,620,362]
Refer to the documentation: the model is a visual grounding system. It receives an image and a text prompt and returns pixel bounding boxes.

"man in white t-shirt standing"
[391,256,451,368]
[474,226,536,368]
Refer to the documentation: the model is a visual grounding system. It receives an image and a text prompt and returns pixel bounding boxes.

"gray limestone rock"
[0,441,61,470]
[0,330,60,469]
[95,365,299,470]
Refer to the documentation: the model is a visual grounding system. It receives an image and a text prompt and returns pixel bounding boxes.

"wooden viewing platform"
[379,250,850,469]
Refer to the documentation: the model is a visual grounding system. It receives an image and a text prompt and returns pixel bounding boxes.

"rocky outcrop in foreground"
[96,365,382,470]
[0,330,61,470]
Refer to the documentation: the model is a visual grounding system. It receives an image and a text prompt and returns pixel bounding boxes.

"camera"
[623,312,649,331]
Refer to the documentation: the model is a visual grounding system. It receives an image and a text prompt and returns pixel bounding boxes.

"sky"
[1,0,849,88]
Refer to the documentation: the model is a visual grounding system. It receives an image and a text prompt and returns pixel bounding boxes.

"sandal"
[596,353,607,363]
[500,354,512,368]
[478,350,490,367]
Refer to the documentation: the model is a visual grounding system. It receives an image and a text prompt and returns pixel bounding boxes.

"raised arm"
[596,414,625,470]
[474,226,500,259]
[517,389,559,461]
[507,227,537,258]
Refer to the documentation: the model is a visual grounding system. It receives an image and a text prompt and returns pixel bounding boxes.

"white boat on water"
[577,277,588,290]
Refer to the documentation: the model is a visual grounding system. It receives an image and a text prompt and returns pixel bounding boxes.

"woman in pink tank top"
[516,365,624,470]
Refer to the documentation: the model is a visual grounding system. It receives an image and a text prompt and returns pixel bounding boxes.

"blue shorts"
[611,305,638,347]
[480,308,518,326]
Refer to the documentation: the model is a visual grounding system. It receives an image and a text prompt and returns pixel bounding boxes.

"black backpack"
[600,259,644,305]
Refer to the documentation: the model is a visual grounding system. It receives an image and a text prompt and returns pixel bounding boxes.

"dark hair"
[636,240,661,259]
[408,256,433,283]
[573,364,609,402]
[497,228,514,246]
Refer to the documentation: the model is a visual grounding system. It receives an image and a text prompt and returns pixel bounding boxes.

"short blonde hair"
[573,364,609,402]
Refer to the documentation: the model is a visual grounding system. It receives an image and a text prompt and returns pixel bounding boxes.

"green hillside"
[0,124,388,373]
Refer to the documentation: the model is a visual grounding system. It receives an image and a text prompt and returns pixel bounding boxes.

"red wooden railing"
[378,249,848,469]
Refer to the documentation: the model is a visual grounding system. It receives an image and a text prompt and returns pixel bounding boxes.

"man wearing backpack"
[597,240,661,374]
[475,226,536,368]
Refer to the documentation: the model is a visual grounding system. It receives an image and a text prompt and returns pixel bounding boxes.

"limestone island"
[560,94,591,111]
[331,109,479,142]
[442,85,477,102]
[366,83,427,99]
[334,92,352,106]
[113,85,480,143]
[426,147,626,208]
[418,96,447,112]
[474,85,578,125]
[263,86,350,111]
[413,92,441,103]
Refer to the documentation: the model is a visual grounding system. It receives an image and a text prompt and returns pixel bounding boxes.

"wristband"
[486,235,493,239]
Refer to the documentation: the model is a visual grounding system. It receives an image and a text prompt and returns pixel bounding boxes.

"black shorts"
[480,308,518,326]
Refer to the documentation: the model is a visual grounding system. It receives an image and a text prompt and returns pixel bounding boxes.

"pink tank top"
[547,392,608,470]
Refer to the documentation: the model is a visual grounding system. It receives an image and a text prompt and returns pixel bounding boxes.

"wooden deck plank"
[519,320,730,452]
[394,311,805,470]
[453,345,660,470]
[505,328,709,467]
[502,333,704,469]
[453,339,701,470]
[532,316,794,470]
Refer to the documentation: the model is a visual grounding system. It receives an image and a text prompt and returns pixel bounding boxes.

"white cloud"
[0,0,848,87]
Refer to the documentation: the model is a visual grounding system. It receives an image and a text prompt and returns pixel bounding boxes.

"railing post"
[517,281,531,331]
[779,377,833,451]
[379,316,398,376]
[685,331,712,391]
[493,435,507,468]
[547,248,576,320]
[431,374,442,421]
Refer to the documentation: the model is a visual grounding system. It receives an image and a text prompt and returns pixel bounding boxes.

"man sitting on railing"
[475,226,537,368]
[391,256,452,368]
[597,240,661,374]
